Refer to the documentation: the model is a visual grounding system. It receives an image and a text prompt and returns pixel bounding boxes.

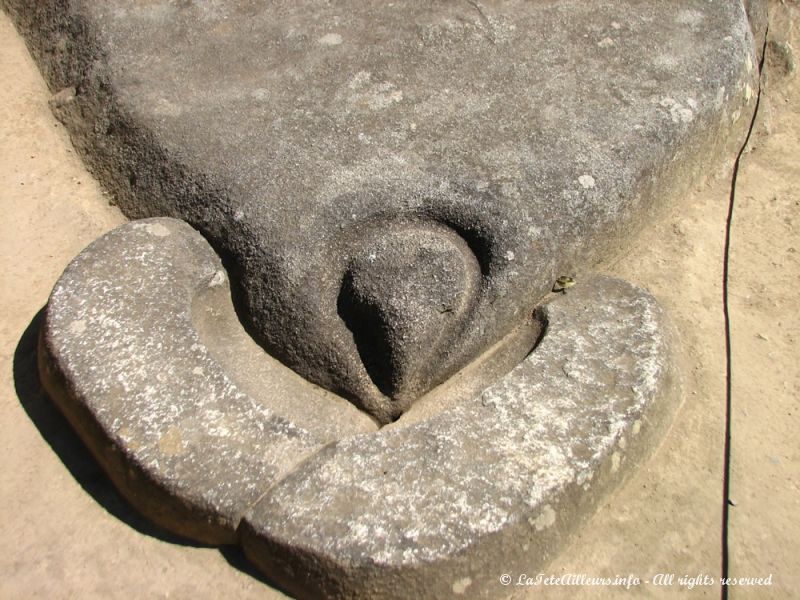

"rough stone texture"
[4,0,763,422]
[39,216,680,597]
[339,222,482,421]
[745,0,770,63]
[38,217,375,545]
[240,273,681,599]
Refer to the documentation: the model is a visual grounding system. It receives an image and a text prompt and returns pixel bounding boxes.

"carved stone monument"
[3,0,766,597]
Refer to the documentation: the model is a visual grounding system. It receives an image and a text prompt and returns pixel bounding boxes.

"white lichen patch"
[610,451,622,473]
[348,70,372,89]
[659,97,694,124]
[500,181,520,199]
[578,174,596,189]
[318,33,343,46]
[531,505,557,531]
[452,577,472,595]
[676,9,705,27]
[208,270,226,287]
[576,470,593,486]
[714,86,727,109]
[68,319,87,335]
[132,221,171,237]
[368,83,403,110]
[152,97,183,118]
[343,71,403,111]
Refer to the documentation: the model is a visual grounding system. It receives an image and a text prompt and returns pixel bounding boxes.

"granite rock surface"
[4,0,764,422]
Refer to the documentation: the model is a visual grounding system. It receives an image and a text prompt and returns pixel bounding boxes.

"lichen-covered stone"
[4,0,763,421]
[40,217,680,597]
[39,218,375,544]
[240,274,681,599]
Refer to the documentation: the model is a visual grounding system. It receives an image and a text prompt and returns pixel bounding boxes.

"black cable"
[720,27,769,600]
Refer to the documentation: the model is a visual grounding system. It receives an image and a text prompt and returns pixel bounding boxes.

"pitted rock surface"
[4,0,762,422]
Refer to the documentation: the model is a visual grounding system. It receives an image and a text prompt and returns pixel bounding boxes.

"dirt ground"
[1,3,797,599]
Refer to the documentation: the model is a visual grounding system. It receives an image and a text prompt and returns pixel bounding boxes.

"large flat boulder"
[5,0,762,422]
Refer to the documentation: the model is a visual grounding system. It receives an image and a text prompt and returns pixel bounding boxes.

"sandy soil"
[1,3,797,599]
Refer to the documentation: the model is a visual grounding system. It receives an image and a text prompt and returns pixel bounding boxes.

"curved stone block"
[40,217,679,597]
[39,218,376,544]
[240,275,681,599]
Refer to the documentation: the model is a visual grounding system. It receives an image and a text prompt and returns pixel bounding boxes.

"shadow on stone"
[218,544,293,595]
[13,307,207,549]
[336,273,396,404]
